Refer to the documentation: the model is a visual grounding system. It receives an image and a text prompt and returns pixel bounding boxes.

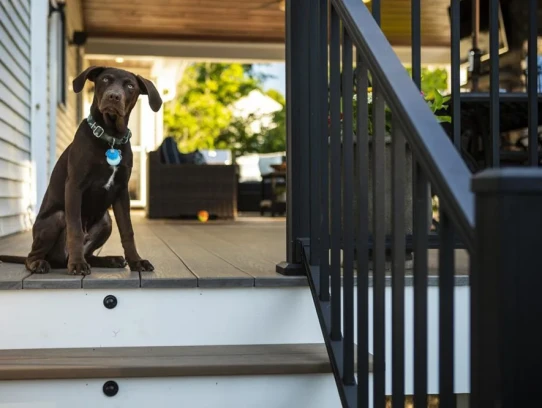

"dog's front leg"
[65,180,91,275]
[113,187,154,272]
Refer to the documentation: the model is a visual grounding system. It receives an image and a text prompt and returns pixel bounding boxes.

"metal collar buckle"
[120,130,132,145]
[89,121,105,138]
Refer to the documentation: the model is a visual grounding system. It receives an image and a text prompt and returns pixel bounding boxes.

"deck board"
[0,212,470,290]
[23,272,83,290]
[182,225,307,287]
[0,233,31,289]
[0,343,344,381]
[201,224,287,265]
[133,223,198,289]
[151,224,254,288]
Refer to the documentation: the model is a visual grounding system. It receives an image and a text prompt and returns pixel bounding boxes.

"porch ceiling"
[82,0,451,47]
[82,0,286,43]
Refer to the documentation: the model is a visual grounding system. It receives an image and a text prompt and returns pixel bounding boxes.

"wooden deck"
[0,212,469,290]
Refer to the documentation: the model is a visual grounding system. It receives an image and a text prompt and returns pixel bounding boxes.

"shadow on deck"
[0,212,469,290]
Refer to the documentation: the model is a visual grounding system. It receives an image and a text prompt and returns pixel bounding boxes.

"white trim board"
[47,10,60,176]
[85,38,452,65]
[0,374,343,408]
[85,38,286,63]
[30,0,49,214]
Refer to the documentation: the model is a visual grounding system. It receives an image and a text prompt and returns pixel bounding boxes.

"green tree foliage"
[164,63,262,152]
[259,89,286,153]
[405,66,449,97]
[164,62,286,157]
[215,89,286,158]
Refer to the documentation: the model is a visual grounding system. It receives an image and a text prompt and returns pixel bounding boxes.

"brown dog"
[0,66,162,275]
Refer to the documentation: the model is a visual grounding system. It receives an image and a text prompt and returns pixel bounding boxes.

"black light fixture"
[71,31,88,47]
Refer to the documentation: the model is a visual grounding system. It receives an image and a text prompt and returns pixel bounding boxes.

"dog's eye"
[103,77,109,83]
[127,84,134,89]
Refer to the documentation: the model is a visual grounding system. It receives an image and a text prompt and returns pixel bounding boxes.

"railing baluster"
[391,116,406,407]
[489,0,500,167]
[411,0,429,404]
[342,27,355,387]
[330,4,342,343]
[319,0,330,302]
[372,79,386,408]
[527,0,538,167]
[356,52,370,408]
[370,1,385,406]
[411,0,421,90]
[439,207,456,408]
[309,0,322,267]
[450,0,461,150]
[471,0,481,92]
[413,163,429,406]
[371,0,380,26]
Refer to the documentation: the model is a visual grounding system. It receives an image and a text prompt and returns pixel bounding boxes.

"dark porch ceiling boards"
[379,0,452,47]
[82,0,286,43]
[82,0,452,47]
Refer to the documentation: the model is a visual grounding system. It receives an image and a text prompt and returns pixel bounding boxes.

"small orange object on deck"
[197,210,209,223]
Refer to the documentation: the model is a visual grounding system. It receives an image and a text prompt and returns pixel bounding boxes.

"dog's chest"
[90,162,128,192]
[103,165,118,190]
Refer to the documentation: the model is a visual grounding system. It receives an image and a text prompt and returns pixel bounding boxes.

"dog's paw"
[128,259,154,272]
[27,260,51,274]
[68,261,91,275]
[106,256,128,268]
[87,256,127,268]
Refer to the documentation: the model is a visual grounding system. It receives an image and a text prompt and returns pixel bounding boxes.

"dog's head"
[73,66,163,136]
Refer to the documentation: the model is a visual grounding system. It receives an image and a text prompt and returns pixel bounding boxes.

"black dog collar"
[87,114,132,146]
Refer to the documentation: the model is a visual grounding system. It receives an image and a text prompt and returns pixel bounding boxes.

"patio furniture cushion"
[159,136,207,165]
[160,136,182,164]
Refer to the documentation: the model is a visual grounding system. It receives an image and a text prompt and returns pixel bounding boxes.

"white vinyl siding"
[0,0,33,237]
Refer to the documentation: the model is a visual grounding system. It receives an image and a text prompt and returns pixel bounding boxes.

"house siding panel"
[0,0,33,237]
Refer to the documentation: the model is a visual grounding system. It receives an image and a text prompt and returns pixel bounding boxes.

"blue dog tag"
[106,149,122,166]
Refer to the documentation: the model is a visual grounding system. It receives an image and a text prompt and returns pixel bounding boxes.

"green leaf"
[434,89,444,108]
[436,115,452,123]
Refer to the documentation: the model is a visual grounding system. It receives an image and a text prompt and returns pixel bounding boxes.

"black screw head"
[103,380,119,397]
[103,295,118,309]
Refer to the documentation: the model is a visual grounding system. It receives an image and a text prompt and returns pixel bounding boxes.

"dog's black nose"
[108,92,121,102]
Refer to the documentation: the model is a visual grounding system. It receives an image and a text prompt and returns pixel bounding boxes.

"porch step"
[0,344,334,381]
[0,344,353,408]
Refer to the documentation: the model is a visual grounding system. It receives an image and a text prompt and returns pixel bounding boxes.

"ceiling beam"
[85,37,453,65]
[85,37,286,62]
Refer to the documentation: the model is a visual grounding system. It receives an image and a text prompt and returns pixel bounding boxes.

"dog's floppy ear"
[73,66,106,93]
[136,75,163,112]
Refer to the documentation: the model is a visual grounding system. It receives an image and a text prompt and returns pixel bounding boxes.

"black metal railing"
[284,0,542,406]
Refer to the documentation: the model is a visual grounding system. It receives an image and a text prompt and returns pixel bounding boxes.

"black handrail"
[333,0,475,248]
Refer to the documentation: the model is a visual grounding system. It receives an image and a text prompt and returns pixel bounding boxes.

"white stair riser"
[0,288,324,349]
[0,285,470,395]
[0,374,344,408]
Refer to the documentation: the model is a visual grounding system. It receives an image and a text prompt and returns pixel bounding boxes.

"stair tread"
[0,344,370,381]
